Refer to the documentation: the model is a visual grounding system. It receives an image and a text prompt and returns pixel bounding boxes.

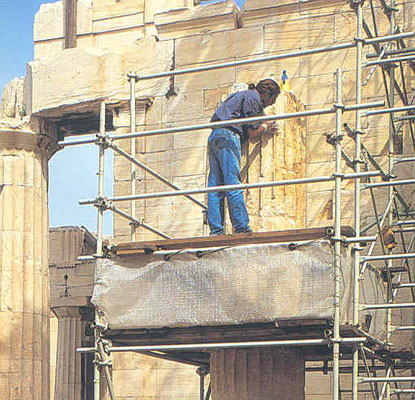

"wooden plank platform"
[113,226,355,255]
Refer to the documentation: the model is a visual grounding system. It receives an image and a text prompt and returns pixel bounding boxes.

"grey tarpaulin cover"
[92,240,386,337]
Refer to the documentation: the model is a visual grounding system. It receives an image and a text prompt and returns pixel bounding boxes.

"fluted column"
[0,129,56,400]
[53,307,84,400]
[210,348,305,400]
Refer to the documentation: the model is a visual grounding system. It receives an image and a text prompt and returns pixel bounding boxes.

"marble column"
[210,348,305,400]
[53,307,84,400]
[0,129,56,399]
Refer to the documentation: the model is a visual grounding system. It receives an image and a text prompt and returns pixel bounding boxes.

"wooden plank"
[113,226,355,254]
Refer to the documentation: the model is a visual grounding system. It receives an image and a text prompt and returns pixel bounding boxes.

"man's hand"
[247,121,279,138]
[263,121,279,135]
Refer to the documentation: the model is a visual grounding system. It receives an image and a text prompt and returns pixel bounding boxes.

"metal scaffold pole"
[333,68,343,400]
[94,101,106,400]
[386,2,396,398]
[94,101,116,400]
[352,2,363,399]
[129,74,137,241]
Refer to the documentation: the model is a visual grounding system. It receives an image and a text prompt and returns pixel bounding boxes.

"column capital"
[0,129,59,158]
[52,306,83,319]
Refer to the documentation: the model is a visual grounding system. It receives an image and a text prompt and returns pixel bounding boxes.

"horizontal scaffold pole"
[359,377,415,383]
[58,101,385,147]
[361,303,415,310]
[362,253,415,261]
[362,105,415,116]
[363,179,415,189]
[77,337,367,353]
[79,171,380,205]
[364,54,415,66]
[126,31,415,81]
[393,283,415,289]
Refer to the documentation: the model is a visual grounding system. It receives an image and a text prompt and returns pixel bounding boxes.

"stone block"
[113,352,158,370]
[93,11,144,32]
[300,47,356,79]
[112,104,146,128]
[113,369,143,397]
[114,153,146,182]
[34,40,65,62]
[265,13,335,53]
[293,74,335,106]
[161,91,204,123]
[145,97,163,126]
[175,26,264,67]
[173,146,207,177]
[143,150,175,178]
[143,130,174,153]
[1,78,26,119]
[29,38,173,113]
[173,128,210,149]
[203,86,233,118]
[307,132,335,163]
[175,65,235,93]
[34,2,64,42]
[146,0,194,24]
[93,27,146,53]
[306,189,354,226]
[299,0,346,16]
[235,58,299,87]
[155,367,199,396]
[305,371,331,395]
[153,1,234,39]
[77,0,93,35]
[244,0,299,12]
[92,0,145,20]
[307,160,353,192]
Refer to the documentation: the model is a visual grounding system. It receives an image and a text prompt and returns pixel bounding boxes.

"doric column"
[0,129,56,399]
[210,348,305,400]
[52,307,85,400]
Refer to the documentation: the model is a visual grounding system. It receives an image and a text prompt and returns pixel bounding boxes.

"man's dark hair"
[248,79,281,98]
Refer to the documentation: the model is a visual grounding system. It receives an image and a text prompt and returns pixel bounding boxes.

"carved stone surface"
[0,129,56,400]
[210,348,305,400]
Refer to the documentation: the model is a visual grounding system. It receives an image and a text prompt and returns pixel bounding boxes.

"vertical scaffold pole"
[386,2,396,399]
[333,68,343,400]
[352,2,363,399]
[94,100,106,400]
[130,74,137,241]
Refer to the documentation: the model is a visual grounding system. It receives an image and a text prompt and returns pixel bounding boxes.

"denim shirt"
[210,89,264,140]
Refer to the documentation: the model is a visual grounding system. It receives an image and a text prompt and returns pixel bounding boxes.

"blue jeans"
[207,128,250,234]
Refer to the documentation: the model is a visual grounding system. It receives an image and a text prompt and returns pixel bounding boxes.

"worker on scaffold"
[207,78,281,235]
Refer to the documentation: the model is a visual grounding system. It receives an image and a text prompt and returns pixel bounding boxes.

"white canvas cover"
[92,240,386,338]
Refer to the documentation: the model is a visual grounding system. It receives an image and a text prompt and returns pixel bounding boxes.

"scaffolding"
[57,0,415,398]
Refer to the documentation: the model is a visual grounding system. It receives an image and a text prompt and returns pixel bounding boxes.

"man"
[207,78,281,235]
